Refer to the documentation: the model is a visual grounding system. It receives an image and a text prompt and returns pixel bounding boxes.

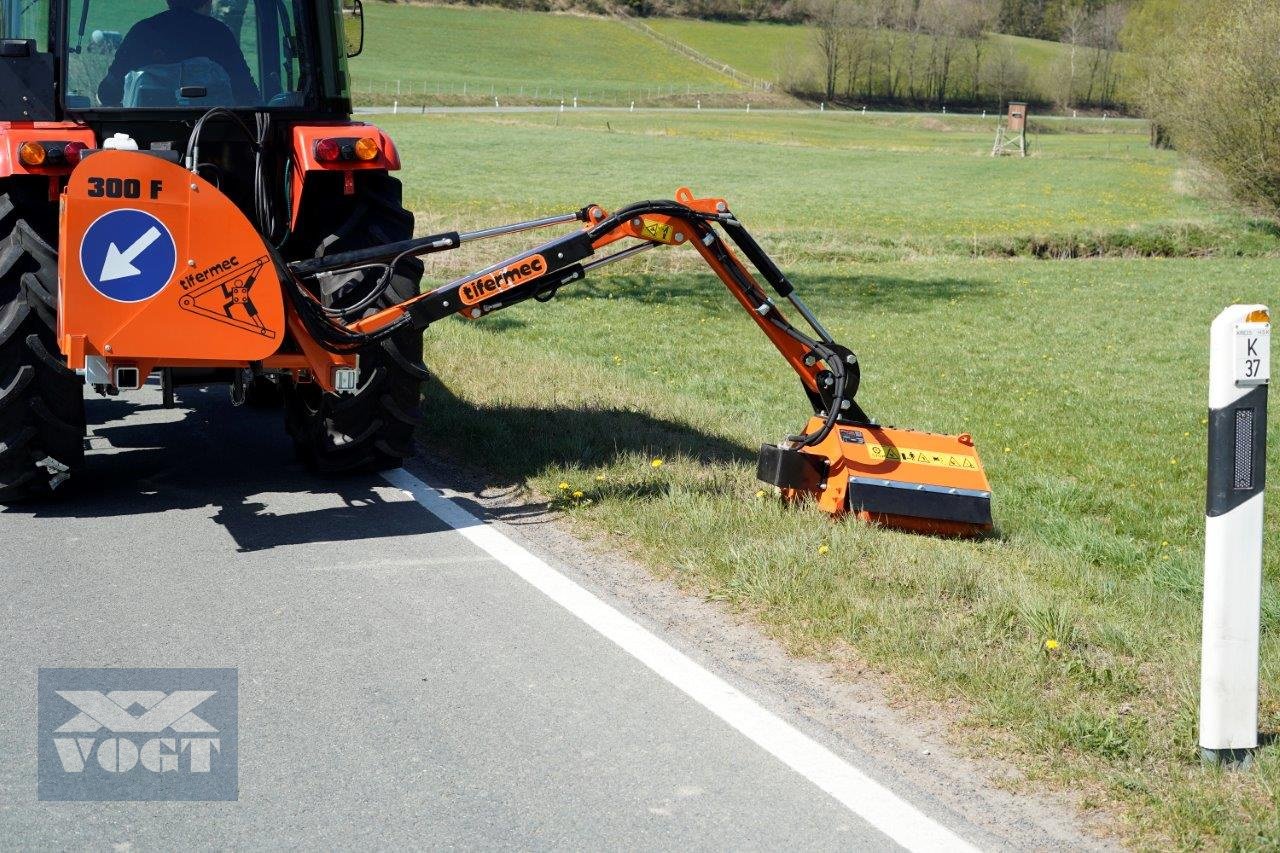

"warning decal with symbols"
[867,444,979,470]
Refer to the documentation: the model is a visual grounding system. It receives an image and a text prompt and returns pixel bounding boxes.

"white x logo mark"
[54,690,218,733]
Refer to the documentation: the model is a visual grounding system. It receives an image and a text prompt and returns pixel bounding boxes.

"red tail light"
[62,141,87,165]
[314,138,341,162]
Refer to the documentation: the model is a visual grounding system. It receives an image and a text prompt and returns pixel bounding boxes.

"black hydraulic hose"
[284,195,858,445]
[321,245,425,319]
[289,230,461,278]
[272,243,413,354]
[694,220,848,448]
[718,218,794,298]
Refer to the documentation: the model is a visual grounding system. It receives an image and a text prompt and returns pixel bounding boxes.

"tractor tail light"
[18,141,46,167]
[18,140,90,169]
[353,137,380,161]
[314,137,341,162]
[62,141,87,165]
[313,136,381,164]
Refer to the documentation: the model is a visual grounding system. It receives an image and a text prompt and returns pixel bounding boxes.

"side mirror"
[342,0,364,58]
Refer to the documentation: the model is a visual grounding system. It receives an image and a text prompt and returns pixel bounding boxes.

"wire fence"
[352,78,746,107]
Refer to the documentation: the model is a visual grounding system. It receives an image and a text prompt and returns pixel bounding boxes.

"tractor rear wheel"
[282,173,426,474]
[0,192,86,501]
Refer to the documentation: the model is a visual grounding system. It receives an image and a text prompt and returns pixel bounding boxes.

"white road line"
[383,468,980,853]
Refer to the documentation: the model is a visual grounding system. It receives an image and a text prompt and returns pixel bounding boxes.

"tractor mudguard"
[0,122,96,179]
[288,123,401,228]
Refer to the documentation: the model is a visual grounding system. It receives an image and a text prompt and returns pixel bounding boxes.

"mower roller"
[0,0,992,535]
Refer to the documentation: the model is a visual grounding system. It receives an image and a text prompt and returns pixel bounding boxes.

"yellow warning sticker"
[867,444,979,470]
[640,219,674,243]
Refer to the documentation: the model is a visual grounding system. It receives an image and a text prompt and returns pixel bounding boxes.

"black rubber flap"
[848,477,992,525]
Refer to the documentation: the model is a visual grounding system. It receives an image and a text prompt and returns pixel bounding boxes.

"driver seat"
[123,57,235,108]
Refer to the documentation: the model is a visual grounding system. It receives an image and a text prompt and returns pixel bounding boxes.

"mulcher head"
[758,417,993,537]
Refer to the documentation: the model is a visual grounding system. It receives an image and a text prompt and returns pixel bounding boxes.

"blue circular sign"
[79,209,177,303]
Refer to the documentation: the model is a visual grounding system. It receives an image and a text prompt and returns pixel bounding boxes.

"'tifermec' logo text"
[459,254,547,305]
[38,668,238,801]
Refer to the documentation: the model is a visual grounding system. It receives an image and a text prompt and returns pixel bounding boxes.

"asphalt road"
[1,384,1005,850]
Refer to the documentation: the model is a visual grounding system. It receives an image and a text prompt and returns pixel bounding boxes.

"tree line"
[795,0,1126,110]
[407,0,1133,30]
[1130,0,1280,220]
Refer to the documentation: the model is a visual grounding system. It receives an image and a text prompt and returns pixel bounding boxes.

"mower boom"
[285,187,994,536]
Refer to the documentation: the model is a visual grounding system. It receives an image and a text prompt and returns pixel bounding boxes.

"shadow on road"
[5,388,450,553]
[6,376,753,551]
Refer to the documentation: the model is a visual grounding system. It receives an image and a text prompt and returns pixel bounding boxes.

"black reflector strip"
[847,477,992,526]
[1235,408,1255,490]
[1207,384,1268,517]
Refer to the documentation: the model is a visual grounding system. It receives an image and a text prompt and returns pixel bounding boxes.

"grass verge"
[381,109,1280,847]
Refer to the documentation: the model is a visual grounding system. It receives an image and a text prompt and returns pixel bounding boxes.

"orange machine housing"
[782,417,993,536]
[55,150,359,387]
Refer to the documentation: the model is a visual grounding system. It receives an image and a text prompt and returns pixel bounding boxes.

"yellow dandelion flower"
[817,544,830,555]
[756,489,766,498]
[558,481,570,491]
[595,474,606,482]
[1044,638,1059,651]
[572,490,583,498]
[650,458,664,468]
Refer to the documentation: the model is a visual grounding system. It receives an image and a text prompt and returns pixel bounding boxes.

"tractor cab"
[1,0,362,122]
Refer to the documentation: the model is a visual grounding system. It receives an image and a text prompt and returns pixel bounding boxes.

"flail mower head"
[758,419,993,537]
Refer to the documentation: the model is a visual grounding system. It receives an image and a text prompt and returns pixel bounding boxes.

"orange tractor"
[0,0,992,535]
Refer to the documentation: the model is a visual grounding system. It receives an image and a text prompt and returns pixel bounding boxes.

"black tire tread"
[0,190,85,502]
[282,172,426,475]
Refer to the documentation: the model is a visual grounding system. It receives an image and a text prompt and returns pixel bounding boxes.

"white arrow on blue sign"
[79,209,177,303]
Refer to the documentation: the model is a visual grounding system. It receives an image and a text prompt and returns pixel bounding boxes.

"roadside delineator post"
[1200,304,1270,766]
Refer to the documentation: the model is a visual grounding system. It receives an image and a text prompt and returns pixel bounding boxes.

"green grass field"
[346,3,1112,109]
[643,16,1115,106]
[642,17,812,83]
[349,4,742,104]
[374,109,1280,847]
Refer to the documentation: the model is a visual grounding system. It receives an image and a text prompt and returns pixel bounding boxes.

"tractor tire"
[0,193,86,502]
[282,172,426,474]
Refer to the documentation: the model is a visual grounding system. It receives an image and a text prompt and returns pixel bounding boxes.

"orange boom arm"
[284,188,992,536]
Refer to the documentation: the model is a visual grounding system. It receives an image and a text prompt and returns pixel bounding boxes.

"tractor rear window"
[64,0,308,110]
[2,0,51,50]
